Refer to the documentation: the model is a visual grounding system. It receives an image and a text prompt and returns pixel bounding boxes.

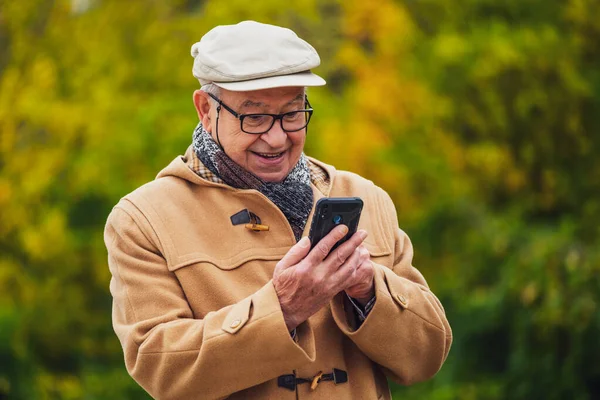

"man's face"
[201,86,307,183]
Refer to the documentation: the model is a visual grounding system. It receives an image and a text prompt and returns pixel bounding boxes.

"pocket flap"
[169,247,290,272]
[364,240,392,258]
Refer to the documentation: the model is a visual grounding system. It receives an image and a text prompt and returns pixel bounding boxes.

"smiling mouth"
[252,151,285,159]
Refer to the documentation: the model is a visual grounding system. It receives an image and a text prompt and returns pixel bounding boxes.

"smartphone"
[308,197,364,252]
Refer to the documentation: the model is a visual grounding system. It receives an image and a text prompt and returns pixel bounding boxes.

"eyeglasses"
[207,93,313,134]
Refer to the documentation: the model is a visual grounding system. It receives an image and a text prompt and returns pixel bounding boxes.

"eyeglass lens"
[242,111,311,134]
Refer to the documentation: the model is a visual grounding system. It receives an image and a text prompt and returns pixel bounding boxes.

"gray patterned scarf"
[192,123,313,241]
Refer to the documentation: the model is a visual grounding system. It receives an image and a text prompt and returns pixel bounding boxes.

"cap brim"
[212,71,326,92]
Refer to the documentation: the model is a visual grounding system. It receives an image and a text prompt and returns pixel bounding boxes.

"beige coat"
[104,149,452,399]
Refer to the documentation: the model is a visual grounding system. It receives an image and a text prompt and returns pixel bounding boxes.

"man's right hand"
[273,225,370,331]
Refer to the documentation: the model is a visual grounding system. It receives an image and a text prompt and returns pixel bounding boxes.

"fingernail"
[359,230,368,240]
[299,237,310,247]
[340,225,349,235]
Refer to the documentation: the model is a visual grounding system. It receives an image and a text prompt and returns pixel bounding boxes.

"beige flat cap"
[191,21,326,91]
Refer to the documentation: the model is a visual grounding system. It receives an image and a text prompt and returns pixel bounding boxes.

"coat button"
[230,319,241,329]
[396,294,408,308]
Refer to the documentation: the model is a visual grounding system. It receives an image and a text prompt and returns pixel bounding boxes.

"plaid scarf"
[192,123,313,241]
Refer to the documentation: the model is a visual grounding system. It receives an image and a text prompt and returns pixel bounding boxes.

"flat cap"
[191,21,326,91]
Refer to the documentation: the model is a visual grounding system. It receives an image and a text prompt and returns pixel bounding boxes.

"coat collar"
[157,145,337,197]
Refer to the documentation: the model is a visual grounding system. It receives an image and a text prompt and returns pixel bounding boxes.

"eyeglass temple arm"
[207,92,240,118]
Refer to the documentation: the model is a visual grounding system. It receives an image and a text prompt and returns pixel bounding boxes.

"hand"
[273,226,370,331]
[343,245,375,306]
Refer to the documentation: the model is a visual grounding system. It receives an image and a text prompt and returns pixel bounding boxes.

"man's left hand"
[343,245,375,306]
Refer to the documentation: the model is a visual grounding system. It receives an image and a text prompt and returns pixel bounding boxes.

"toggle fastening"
[277,369,348,392]
[310,371,324,391]
[230,209,269,232]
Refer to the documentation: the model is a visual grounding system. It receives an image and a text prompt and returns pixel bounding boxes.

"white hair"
[200,83,221,99]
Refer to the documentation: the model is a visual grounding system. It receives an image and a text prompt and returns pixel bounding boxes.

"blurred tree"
[389,0,600,399]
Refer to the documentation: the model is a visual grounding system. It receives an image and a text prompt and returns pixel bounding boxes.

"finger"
[275,236,312,271]
[345,249,372,284]
[332,247,362,285]
[306,224,349,265]
[359,246,370,262]
[325,229,368,269]
[337,229,368,255]
[356,248,372,274]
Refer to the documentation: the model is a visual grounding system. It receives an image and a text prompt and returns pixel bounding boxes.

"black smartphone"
[308,197,364,252]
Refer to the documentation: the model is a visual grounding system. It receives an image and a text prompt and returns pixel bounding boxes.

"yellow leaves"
[431,128,466,170]
[521,282,539,306]
[316,119,366,172]
[378,166,417,218]
[20,208,67,262]
[0,66,22,121]
[368,75,428,126]
[36,372,83,400]
[0,178,14,236]
[29,56,58,94]
[331,0,435,180]
[472,35,523,80]
[465,143,510,181]
[337,0,414,86]
[564,0,600,30]
[464,142,527,196]
[505,168,527,194]
[342,0,414,57]
[433,34,469,64]
[335,0,417,124]
[199,0,322,27]
[337,42,368,72]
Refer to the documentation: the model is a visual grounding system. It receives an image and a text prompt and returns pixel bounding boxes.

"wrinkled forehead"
[222,86,306,110]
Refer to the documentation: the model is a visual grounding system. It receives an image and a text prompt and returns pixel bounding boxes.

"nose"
[260,119,288,148]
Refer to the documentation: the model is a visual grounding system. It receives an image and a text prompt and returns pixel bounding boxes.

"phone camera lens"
[332,215,343,225]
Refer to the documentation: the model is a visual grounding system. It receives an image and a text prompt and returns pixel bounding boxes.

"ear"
[193,90,213,132]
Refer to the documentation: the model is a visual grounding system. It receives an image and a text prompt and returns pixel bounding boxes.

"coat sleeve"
[105,203,316,400]
[329,188,452,385]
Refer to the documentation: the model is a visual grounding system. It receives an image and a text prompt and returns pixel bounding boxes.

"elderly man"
[105,21,452,399]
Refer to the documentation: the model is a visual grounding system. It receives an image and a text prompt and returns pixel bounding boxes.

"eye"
[244,114,270,126]
[283,111,302,122]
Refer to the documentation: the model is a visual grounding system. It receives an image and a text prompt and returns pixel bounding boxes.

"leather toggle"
[230,209,269,232]
[277,369,348,391]
[277,374,297,391]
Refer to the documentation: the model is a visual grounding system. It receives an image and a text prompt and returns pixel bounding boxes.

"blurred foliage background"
[1,0,599,399]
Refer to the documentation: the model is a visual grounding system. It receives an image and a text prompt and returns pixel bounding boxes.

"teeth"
[257,152,283,158]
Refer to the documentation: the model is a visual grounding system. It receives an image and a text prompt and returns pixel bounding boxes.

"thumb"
[275,236,311,271]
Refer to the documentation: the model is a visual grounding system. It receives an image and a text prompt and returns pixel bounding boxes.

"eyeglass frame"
[207,92,314,134]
